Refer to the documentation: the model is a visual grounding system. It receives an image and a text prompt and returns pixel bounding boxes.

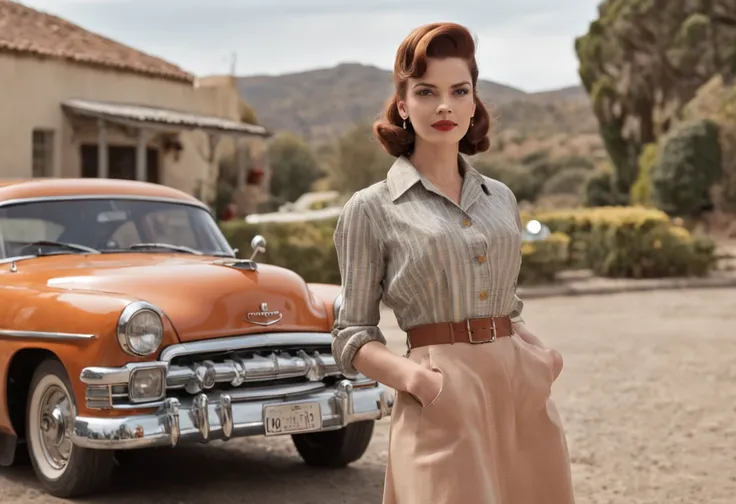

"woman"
[332,22,576,504]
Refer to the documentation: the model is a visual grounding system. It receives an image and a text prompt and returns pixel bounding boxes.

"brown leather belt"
[407,316,514,350]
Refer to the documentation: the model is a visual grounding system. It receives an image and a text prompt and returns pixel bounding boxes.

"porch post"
[97,119,108,178]
[136,128,147,181]
[234,135,245,188]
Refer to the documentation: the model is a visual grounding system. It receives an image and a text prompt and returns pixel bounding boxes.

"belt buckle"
[467,318,496,344]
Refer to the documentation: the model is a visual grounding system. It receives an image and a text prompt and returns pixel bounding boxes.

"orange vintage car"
[0,178,393,498]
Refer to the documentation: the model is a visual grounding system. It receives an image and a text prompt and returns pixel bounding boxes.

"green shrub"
[554,155,596,171]
[520,149,549,165]
[503,165,545,203]
[590,222,717,278]
[584,166,623,206]
[474,162,543,203]
[681,75,736,213]
[220,218,341,284]
[523,206,717,278]
[519,232,571,284]
[630,142,659,206]
[651,118,722,217]
[541,167,589,196]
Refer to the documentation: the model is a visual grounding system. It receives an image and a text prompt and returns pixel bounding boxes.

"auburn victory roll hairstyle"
[373,22,492,157]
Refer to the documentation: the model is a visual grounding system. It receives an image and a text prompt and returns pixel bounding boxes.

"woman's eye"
[415,88,470,96]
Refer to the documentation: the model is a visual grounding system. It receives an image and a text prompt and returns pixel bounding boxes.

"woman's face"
[398,57,476,148]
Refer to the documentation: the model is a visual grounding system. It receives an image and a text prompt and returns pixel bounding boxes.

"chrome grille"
[81,333,356,410]
[167,348,340,395]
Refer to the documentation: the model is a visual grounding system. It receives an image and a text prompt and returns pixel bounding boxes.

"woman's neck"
[408,140,463,188]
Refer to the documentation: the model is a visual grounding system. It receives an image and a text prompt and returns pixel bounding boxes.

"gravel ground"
[1,288,734,503]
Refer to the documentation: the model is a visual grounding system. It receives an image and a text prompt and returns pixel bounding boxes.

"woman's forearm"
[513,321,546,347]
[351,340,423,392]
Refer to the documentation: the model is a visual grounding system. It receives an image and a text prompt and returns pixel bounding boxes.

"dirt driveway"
[1,288,734,503]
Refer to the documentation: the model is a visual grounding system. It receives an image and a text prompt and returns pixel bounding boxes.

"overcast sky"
[20,0,602,92]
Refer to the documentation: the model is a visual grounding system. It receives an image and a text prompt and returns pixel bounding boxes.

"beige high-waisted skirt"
[382,334,575,504]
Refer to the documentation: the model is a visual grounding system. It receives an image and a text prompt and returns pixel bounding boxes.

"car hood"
[35,254,331,342]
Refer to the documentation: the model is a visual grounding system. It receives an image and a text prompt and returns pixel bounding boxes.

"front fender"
[307,282,341,328]
[0,287,180,427]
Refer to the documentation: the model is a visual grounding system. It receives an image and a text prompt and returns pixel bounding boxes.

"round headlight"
[117,302,164,357]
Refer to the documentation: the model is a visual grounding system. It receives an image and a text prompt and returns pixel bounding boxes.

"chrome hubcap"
[38,386,72,471]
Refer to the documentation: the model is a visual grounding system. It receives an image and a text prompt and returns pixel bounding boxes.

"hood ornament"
[246,302,282,326]
[213,258,257,271]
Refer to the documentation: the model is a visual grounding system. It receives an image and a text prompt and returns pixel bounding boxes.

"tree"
[324,123,393,194]
[239,99,259,125]
[575,0,736,200]
[267,132,324,205]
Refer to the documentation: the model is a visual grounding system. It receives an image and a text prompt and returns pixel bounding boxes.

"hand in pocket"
[410,368,444,407]
[547,348,563,380]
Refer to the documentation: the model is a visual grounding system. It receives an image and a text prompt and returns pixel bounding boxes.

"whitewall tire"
[26,359,115,498]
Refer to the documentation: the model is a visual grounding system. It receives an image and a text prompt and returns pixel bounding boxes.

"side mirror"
[249,234,267,261]
[523,220,551,242]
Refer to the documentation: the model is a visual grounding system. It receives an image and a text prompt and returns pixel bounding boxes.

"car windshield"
[0,198,235,259]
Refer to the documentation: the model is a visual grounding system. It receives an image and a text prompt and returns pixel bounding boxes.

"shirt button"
[479,290,489,300]
[462,218,472,227]
[476,254,487,264]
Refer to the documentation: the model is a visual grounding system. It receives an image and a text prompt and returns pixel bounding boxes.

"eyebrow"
[413,81,471,89]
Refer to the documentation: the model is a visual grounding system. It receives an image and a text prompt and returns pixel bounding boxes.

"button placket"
[465,208,491,312]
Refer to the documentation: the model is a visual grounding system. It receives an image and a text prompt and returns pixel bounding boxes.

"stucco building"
[0,0,269,208]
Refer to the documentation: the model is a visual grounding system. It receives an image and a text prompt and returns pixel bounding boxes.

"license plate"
[263,402,322,436]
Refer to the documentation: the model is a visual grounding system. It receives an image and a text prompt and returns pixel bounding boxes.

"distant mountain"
[235,63,597,144]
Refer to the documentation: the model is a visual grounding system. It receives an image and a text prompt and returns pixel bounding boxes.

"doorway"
[80,144,160,183]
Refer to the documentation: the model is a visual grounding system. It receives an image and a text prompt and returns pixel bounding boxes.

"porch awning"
[61,98,270,137]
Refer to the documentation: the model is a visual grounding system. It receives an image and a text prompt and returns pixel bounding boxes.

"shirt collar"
[386,154,489,203]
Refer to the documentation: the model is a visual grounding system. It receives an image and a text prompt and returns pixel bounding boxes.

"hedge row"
[523,206,717,278]
[220,205,717,285]
[221,218,342,285]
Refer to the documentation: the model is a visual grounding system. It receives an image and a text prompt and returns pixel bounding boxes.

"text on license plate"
[263,402,322,436]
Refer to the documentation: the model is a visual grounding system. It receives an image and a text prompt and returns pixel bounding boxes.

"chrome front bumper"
[71,380,393,450]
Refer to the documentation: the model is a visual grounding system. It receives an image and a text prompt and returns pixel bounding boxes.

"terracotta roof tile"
[0,0,194,83]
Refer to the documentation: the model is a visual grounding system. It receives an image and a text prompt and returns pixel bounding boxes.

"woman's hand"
[407,367,443,407]
[548,348,563,380]
[351,341,444,401]
[514,321,564,380]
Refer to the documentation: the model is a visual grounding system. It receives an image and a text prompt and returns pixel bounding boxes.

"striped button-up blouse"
[331,154,525,378]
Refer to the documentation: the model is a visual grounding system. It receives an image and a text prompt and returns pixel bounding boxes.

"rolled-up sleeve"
[331,192,387,378]
[510,294,524,324]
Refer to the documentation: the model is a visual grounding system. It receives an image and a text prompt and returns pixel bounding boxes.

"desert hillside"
[236,63,598,145]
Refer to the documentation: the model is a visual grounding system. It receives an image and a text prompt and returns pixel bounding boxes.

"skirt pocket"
[405,345,449,410]
[423,346,448,410]
[512,335,557,400]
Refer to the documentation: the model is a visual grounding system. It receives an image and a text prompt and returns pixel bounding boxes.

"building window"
[32,129,54,177]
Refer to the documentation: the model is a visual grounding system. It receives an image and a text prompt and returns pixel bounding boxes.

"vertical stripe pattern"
[332,154,525,378]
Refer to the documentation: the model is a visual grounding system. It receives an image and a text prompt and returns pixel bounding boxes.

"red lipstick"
[431,120,457,131]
